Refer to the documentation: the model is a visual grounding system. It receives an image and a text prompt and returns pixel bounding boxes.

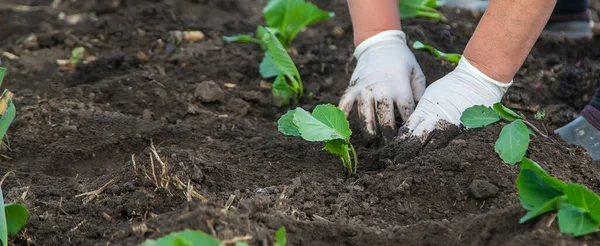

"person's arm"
[347,0,402,45]
[464,0,557,84]
[405,0,558,138]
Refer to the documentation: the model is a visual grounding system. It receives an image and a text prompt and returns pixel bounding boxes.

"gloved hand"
[404,56,512,140]
[338,30,426,141]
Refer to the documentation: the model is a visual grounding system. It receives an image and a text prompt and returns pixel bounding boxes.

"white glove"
[338,30,426,140]
[405,56,512,140]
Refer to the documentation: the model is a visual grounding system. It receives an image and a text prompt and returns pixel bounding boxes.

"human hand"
[404,56,511,140]
[339,30,426,141]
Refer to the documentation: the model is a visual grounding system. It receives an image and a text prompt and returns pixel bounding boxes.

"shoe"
[555,105,600,160]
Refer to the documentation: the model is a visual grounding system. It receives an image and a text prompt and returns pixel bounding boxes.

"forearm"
[463,0,556,84]
[347,0,402,45]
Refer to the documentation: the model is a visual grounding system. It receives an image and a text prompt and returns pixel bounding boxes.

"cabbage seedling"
[139,227,287,246]
[400,0,446,21]
[0,185,29,246]
[277,104,358,174]
[223,0,334,47]
[412,41,461,63]
[517,158,600,237]
[0,68,16,143]
[222,0,334,106]
[460,103,548,165]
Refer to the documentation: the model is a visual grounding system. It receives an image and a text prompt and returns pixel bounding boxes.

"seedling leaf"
[70,46,85,64]
[0,68,5,89]
[494,119,529,165]
[0,189,7,246]
[139,229,224,246]
[535,110,546,120]
[520,157,567,191]
[460,105,500,128]
[493,103,524,121]
[259,53,282,79]
[517,169,564,210]
[277,109,300,136]
[292,105,350,141]
[557,205,600,237]
[400,0,445,20]
[564,183,600,223]
[263,27,300,78]
[273,226,287,246]
[0,99,16,141]
[235,243,249,246]
[272,75,294,106]
[4,204,28,235]
[264,0,334,46]
[222,34,263,45]
[520,195,564,223]
[324,139,351,168]
[412,41,461,63]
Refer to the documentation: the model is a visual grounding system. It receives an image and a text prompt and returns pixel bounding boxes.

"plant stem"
[349,143,358,174]
[522,120,550,139]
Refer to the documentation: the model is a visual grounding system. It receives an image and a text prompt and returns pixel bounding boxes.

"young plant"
[56,46,86,70]
[0,184,29,246]
[139,227,287,246]
[517,158,600,237]
[0,68,16,143]
[223,0,334,47]
[460,103,548,165]
[277,104,358,174]
[223,0,333,106]
[412,41,461,63]
[400,0,446,21]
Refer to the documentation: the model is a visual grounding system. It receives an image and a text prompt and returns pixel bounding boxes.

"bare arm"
[464,0,557,84]
[347,0,401,45]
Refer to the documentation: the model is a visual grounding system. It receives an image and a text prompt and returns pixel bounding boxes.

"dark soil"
[0,0,600,245]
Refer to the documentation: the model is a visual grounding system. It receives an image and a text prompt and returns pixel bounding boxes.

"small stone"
[226,98,250,116]
[469,179,499,199]
[195,80,225,103]
[142,109,153,120]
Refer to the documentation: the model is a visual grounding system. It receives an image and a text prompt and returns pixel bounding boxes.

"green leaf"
[259,54,281,79]
[222,35,263,45]
[564,183,600,223]
[234,243,249,246]
[0,68,5,89]
[273,227,287,246]
[493,103,524,121]
[311,104,352,140]
[278,109,300,136]
[520,158,567,191]
[4,204,28,235]
[460,105,500,128]
[292,104,351,142]
[262,27,300,78]
[70,47,85,64]
[263,0,334,46]
[272,75,294,106]
[0,100,16,141]
[557,205,600,237]
[520,195,565,223]
[0,189,7,246]
[400,0,444,20]
[412,41,461,63]
[494,119,530,165]
[535,110,546,120]
[139,229,224,246]
[324,139,351,168]
[517,169,564,210]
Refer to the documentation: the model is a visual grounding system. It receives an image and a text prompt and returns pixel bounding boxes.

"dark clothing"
[554,0,588,15]
[591,89,600,111]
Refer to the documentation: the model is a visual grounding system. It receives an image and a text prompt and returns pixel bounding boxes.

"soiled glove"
[338,30,426,140]
[405,56,512,139]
